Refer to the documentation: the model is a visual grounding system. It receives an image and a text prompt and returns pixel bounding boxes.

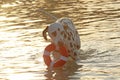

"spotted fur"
[43,18,81,60]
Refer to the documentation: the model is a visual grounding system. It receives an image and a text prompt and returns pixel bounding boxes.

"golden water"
[0,0,120,80]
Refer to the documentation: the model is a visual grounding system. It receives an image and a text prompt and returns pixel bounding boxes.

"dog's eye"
[51,31,57,37]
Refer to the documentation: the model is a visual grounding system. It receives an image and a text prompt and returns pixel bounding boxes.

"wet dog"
[43,18,81,69]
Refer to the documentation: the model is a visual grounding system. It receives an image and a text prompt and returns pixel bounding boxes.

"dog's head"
[56,17,75,31]
[43,18,81,61]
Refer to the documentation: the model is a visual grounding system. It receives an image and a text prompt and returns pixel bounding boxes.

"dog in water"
[42,18,81,70]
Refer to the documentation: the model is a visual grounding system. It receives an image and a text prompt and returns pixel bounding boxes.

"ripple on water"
[0,0,120,80]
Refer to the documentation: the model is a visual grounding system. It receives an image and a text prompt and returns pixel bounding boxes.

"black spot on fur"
[58,28,60,31]
[74,52,77,56]
[64,33,67,38]
[77,45,80,49]
[68,36,71,40]
[61,31,64,35]
[70,42,73,48]
[51,31,57,37]
[68,49,70,53]
[72,37,74,41]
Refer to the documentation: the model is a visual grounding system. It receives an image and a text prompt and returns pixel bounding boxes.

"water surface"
[0,0,120,80]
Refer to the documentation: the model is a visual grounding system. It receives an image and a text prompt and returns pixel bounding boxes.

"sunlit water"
[0,0,120,80]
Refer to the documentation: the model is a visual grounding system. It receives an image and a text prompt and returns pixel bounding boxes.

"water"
[0,0,120,80]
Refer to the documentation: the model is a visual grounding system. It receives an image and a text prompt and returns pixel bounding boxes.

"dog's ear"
[42,26,48,40]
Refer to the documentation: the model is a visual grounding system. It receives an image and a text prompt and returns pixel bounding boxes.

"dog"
[43,18,81,69]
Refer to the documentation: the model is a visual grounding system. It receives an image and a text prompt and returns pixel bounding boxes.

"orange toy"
[43,43,69,69]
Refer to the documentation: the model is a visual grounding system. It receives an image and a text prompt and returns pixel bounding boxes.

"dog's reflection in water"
[44,58,82,80]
